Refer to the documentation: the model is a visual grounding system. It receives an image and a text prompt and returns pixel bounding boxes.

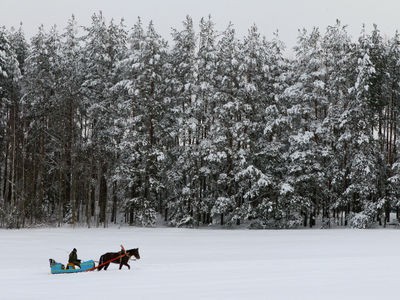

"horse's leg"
[120,261,130,270]
[104,263,110,270]
[121,263,130,270]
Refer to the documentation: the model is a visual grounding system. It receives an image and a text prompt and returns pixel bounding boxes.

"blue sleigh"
[49,258,95,274]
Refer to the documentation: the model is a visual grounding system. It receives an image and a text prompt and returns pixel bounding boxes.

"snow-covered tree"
[115,18,169,226]
[3,15,400,228]
[210,23,241,225]
[280,27,327,227]
[0,26,22,228]
[165,16,198,225]
[21,25,64,225]
[337,27,379,227]
[81,12,127,227]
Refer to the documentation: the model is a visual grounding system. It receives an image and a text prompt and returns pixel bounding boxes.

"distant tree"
[0,26,22,228]
[339,27,379,228]
[385,32,400,220]
[211,23,240,225]
[81,12,127,227]
[115,18,168,226]
[166,16,198,226]
[282,27,328,227]
[22,25,63,225]
[56,16,85,226]
[319,21,355,225]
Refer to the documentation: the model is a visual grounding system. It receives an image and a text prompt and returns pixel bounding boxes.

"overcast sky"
[1,0,400,50]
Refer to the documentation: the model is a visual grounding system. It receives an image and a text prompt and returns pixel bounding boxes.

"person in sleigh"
[68,248,81,268]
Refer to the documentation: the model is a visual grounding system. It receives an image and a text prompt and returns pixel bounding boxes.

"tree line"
[1,14,400,229]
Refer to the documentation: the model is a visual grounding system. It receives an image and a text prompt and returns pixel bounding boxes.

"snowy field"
[2,227,400,299]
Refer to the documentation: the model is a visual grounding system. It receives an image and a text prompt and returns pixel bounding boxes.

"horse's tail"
[97,255,104,271]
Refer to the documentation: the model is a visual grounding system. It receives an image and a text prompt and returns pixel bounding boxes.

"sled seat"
[66,263,77,269]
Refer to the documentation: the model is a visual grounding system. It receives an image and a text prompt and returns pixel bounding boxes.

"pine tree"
[232,25,285,226]
[55,16,86,226]
[385,32,400,220]
[340,27,379,228]
[283,27,327,227]
[211,22,241,225]
[188,15,219,225]
[320,21,356,225]
[22,25,64,225]
[0,26,22,228]
[115,19,168,226]
[166,15,198,226]
[81,12,127,227]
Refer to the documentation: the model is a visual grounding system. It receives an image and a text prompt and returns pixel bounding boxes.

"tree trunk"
[86,176,92,228]
[94,160,102,227]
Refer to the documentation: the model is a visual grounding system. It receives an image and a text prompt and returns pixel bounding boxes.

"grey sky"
[1,0,400,50]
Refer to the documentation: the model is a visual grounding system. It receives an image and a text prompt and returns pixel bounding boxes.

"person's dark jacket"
[68,249,81,265]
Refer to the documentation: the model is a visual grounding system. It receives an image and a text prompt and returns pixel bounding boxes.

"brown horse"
[97,248,140,271]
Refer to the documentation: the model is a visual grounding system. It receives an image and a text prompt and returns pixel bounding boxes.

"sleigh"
[49,258,95,274]
[49,245,140,274]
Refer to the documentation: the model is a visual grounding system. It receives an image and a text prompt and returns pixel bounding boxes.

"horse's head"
[127,248,140,259]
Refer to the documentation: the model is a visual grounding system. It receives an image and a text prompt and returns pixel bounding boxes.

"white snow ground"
[1,227,400,300]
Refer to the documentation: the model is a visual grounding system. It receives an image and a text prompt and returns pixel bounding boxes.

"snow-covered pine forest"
[1,14,399,229]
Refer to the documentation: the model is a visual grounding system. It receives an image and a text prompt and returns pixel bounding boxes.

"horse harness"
[119,249,132,263]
